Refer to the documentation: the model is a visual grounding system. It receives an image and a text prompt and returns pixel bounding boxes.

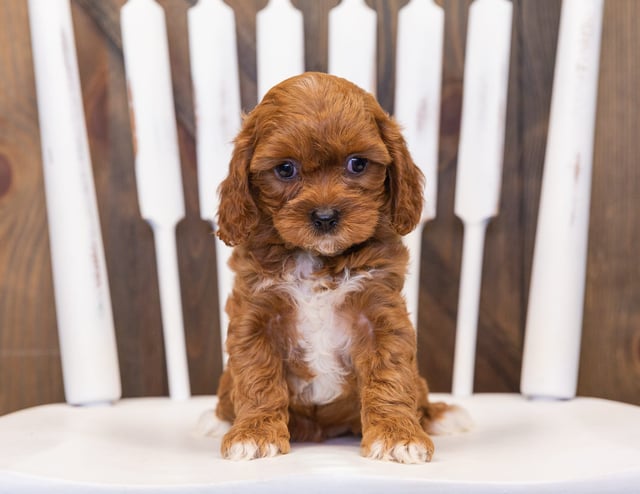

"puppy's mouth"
[304,207,345,256]
[273,203,379,257]
[308,208,355,256]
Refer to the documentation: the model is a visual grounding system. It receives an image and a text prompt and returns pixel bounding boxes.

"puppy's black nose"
[311,208,340,233]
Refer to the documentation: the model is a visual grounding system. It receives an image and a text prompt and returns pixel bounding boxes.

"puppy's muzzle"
[310,208,340,234]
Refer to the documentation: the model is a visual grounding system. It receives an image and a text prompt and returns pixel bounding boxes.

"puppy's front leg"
[221,312,290,461]
[353,296,435,464]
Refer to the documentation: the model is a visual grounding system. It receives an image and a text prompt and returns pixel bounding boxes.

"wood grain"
[0,0,65,412]
[1,0,638,415]
[579,0,640,404]
[71,0,169,397]
[72,0,224,397]
[419,0,471,392]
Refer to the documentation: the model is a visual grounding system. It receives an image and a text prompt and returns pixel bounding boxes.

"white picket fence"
[29,0,602,405]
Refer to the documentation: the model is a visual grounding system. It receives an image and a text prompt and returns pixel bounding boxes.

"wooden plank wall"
[1,0,638,415]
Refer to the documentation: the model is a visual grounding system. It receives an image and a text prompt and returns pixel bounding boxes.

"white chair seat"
[1,394,638,493]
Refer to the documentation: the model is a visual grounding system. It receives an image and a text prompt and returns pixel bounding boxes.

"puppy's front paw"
[221,422,290,461]
[362,426,434,464]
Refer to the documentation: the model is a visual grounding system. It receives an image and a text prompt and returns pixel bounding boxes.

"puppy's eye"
[346,157,368,175]
[274,161,298,180]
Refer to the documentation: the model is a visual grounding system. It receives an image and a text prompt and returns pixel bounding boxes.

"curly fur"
[214,73,470,463]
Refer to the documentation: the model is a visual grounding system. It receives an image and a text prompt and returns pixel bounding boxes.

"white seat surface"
[1,394,638,493]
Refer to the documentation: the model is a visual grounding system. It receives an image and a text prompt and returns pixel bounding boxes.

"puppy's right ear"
[216,115,259,246]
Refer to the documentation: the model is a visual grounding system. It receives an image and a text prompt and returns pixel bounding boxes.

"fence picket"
[28,0,122,406]
[121,0,190,400]
[395,0,444,330]
[521,0,605,400]
[452,0,513,397]
[188,0,242,365]
[256,0,304,100]
[328,0,376,95]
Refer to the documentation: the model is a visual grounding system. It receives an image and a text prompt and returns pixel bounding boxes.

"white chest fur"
[281,254,370,405]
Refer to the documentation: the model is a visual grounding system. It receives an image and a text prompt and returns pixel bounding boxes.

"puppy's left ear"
[216,114,260,246]
[376,109,425,235]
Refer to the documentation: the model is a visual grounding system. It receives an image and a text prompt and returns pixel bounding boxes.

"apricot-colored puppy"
[211,72,470,463]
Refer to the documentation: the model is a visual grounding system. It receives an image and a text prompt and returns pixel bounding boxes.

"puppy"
[211,72,470,463]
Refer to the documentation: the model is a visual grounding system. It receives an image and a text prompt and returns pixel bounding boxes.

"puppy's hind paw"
[195,409,231,437]
[425,404,473,435]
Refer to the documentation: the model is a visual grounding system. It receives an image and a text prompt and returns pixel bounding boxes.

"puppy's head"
[217,72,424,255]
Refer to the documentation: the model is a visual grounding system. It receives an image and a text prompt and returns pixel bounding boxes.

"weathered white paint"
[121,0,190,400]
[521,0,605,400]
[395,0,443,225]
[188,0,242,365]
[453,220,488,395]
[452,0,512,397]
[27,0,121,406]
[395,0,444,330]
[328,0,377,95]
[256,0,304,101]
